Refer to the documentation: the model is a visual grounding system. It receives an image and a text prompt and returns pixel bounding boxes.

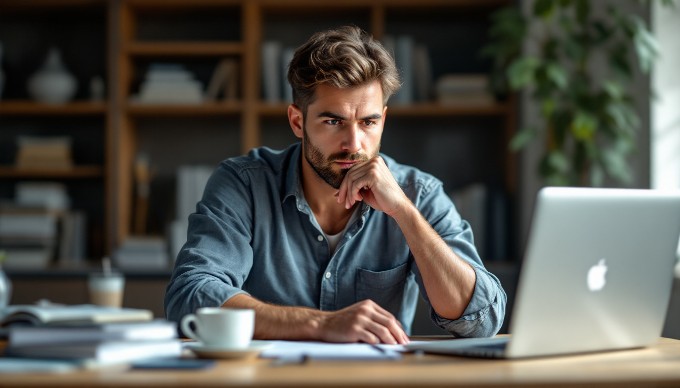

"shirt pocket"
[356,262,410,315]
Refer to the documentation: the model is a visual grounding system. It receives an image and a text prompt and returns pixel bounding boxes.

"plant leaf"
[509,127,537,151]
[507,57,540,89]
[633,23,660,73]
[533,0,557,18]
[546,63,568,89]
[570,111,598,141]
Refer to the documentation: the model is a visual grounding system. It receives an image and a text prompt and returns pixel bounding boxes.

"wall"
[653,2,680,340]
[651,2,680,190]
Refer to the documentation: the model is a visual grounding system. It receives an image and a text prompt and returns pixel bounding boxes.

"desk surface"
[1,338,680,387]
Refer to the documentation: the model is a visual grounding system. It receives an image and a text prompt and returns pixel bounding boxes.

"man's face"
[298,81,386,189]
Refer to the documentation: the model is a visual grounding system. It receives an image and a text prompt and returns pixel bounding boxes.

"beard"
[302,128,378,190]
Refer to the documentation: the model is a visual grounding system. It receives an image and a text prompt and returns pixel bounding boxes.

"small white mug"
[181,307,255,349]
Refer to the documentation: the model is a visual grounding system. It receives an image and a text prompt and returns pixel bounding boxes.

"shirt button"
[325,272,331,279]
[317,235,324,242]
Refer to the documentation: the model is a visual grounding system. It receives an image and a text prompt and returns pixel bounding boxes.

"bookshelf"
[0,0,517,266]
[0,1,109,265]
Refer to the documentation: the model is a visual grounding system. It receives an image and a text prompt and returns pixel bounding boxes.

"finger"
[357,329,381,345]
[366,320,400,345]
[367,304,410,344]
[345,172,371,209]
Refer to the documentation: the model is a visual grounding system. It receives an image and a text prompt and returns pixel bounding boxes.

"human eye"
[324,119,341,126]
[362,119,377,127]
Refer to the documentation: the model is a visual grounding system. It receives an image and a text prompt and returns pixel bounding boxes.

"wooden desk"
[1,338,680,387]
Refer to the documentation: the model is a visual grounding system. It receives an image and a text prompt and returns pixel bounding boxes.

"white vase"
[27,47,77,104]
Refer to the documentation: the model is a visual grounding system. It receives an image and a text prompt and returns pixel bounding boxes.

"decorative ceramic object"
[27,47,77,104]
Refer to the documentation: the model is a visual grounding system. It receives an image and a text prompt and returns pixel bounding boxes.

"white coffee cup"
[88,272,125,308]
[181,307,255,349]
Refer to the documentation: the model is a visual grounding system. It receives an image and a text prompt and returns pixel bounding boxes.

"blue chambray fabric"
[165,143,506,337]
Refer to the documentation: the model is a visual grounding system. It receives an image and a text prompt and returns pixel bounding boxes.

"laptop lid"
[506,187,680,358]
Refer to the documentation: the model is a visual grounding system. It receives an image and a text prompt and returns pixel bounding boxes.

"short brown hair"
[287,26,401,115]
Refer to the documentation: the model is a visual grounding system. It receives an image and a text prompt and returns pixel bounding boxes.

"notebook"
[407,187,680,358]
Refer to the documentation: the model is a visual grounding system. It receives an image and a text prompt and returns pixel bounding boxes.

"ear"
[288,104,304,139]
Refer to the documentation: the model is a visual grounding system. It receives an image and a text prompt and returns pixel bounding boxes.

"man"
[165,26,506,344]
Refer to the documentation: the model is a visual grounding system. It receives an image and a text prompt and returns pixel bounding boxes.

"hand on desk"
[316,300,409,345]
[224,295,409,345]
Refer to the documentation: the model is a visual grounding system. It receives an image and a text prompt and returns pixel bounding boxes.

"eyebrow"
[317,111,382,121]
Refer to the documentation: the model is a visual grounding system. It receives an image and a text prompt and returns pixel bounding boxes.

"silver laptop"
[407,187,680,358]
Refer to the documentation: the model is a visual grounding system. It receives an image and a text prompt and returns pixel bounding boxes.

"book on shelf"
[15,136,73,170]
[281,47,295,103]
[58,210,87,263]
[7,319,177,347]
[261,40,282,103]
[4,338,182,366]
[392,35,415,105]
[205,58,239,102]
[413,44,433,102]
[0,303,154,329]
[383,34,433,104]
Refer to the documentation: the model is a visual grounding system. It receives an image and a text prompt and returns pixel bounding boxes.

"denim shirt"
[165,144,506,337]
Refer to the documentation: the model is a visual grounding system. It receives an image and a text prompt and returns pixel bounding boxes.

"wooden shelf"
[126,101,243,116]
[258,0,508,8]
[0,101,107,116]
[0,0,518,257]
[126,41,244,57]
[256,102,510,117]
[0,166,104,179]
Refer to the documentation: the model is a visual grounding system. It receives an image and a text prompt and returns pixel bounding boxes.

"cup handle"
[180,314,201,342]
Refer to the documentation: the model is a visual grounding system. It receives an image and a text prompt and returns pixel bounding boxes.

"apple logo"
[587,259,608,292]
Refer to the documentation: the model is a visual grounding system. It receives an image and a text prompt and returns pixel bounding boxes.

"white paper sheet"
[260,341,404,361]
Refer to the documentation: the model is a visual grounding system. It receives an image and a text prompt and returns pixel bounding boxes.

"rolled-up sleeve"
[430,265,506,337]
[164,162,254,323]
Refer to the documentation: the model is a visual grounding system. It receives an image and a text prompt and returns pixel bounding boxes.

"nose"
[341,124,362,154]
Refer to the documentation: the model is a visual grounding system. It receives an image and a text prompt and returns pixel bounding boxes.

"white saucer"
[185,341,272,360]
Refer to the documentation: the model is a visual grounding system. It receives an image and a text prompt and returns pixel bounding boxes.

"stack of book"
[434,74,494,106]
[135,63,203,104]
[0,205,58,269]
[15,182,70,210]
[113,237,169,269]
[2,304,181,367]
[15,136,73,170]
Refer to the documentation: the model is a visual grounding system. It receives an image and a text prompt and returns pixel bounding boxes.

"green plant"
[482,0,671,186]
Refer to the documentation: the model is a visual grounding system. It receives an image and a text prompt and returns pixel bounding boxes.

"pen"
[269,354,309,367]
[369,343,401,360]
